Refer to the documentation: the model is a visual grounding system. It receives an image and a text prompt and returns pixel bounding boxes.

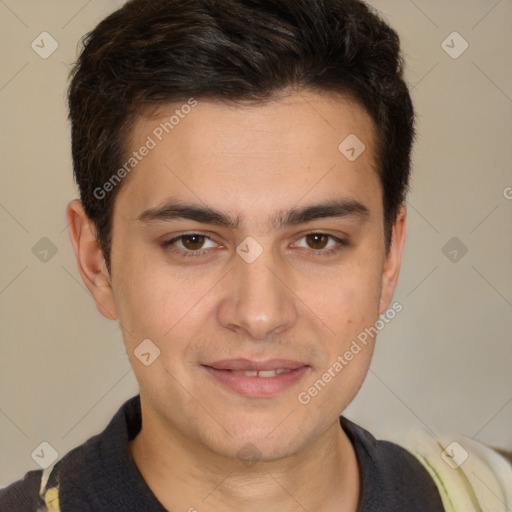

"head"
[67,0,413,463]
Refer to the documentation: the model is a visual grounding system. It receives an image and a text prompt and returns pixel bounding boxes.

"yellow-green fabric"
[404,429,512,511]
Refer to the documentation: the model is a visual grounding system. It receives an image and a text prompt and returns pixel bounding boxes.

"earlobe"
[378,206,407,315]
[66,200,118,320]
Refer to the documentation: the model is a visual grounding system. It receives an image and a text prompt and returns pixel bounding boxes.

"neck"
[129,408,360,512]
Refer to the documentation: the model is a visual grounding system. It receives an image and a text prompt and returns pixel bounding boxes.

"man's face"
[98,91,403,461]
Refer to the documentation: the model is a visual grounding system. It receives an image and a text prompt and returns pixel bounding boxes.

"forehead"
[116,90,381,223]
[134,90,376,154]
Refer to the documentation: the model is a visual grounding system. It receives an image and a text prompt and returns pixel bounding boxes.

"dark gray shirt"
[0,395,445,511]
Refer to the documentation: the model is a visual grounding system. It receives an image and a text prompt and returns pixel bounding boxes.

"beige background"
[1,0,511,486]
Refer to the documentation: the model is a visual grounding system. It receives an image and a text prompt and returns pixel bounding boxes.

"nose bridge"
[217,238,298,340]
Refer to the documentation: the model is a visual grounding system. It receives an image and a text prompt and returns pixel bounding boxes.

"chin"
[207,420,312,463]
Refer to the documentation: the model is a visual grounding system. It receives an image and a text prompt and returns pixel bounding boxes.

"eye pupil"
[183,234,205,250]
[307,233,328,250]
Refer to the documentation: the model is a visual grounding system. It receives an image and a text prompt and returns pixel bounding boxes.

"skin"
[67,89,406,512]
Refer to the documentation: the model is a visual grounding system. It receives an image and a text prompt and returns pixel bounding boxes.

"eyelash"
[161,231,350,259]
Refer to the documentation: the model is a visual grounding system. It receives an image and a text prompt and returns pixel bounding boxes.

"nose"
[217,242,298,341]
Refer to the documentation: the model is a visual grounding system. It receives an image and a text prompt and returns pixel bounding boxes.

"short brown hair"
[68,0,415,272]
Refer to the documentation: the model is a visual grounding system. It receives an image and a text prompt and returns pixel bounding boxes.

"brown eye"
[293,233,349,256]
[162,233,217,258]
[305,233,330,250]
[180,234,207,251]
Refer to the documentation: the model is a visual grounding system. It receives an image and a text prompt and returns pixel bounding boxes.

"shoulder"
[0,469,43,511]
[0,395,142,511]
[340,416,445,511]
[340,416,512,511]
[402,428,512,512]
[0,432,104,512]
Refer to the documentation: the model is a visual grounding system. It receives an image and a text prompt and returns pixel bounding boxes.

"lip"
[204,358,307,371]
[201,359,310,397]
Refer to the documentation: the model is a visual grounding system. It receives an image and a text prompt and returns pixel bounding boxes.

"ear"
[66,200,118,320]
[378,205,407,315]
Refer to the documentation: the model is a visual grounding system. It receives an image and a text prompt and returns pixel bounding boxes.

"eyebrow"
[137,197,370,230]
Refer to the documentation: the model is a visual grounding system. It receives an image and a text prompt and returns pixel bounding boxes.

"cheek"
[307,257,383,335]
[112,247,218,349]
[111,248,172,343]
